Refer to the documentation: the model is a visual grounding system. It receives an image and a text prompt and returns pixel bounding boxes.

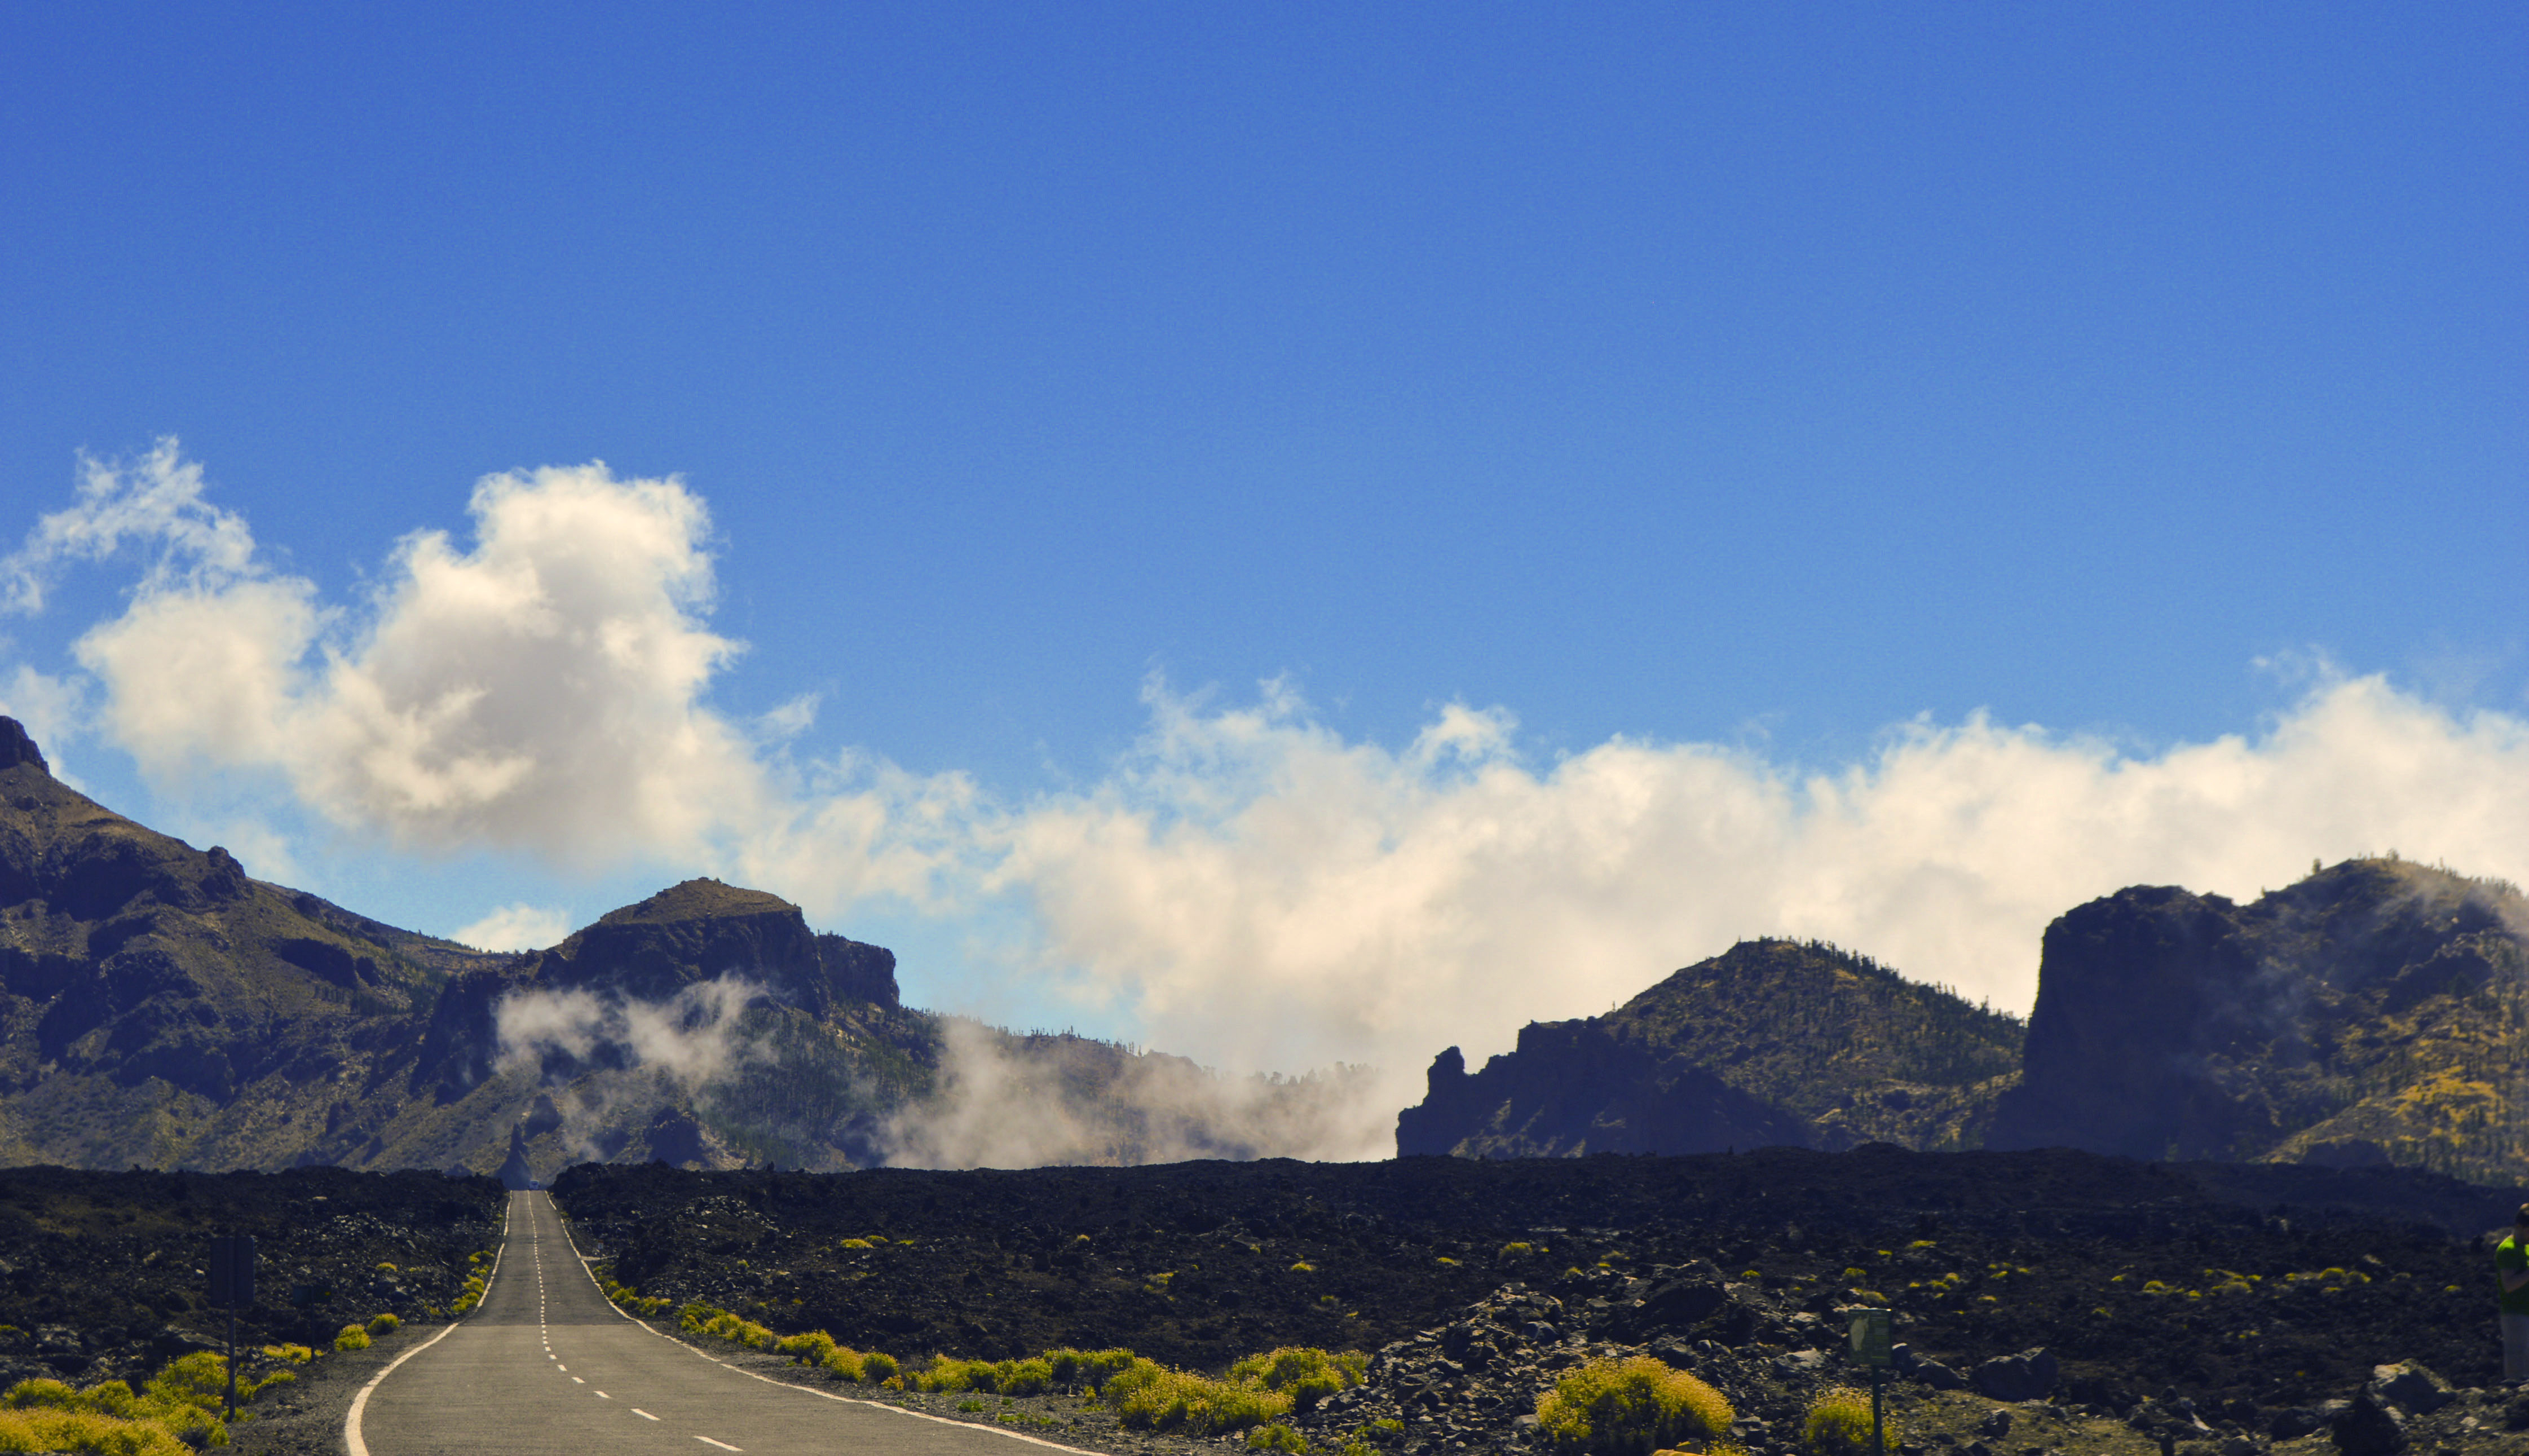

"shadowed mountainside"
[1400,861,2529,1182]
[1989,858,2529,1179]
[0,717,1353,1177]
[1397,938,2025,1157]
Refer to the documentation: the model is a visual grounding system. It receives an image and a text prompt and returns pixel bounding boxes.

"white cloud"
[882,1018,1383,1167]
[974,672,2529,1142]
[3,440,257,615]
[453,902,575,952]
[17,444,2529,1164]
[494,973,767,1088]
[35,442,774,867]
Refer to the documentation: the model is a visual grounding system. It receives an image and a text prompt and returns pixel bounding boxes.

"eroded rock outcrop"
[1990,860,2529,1177]
[1396,939,2024,1158]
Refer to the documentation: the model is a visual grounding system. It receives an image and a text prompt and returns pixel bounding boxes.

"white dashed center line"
[633,1409,660,1421]
[696,1439,743,1451]
[595,1392,611,1399]
[572,1376,585,1384]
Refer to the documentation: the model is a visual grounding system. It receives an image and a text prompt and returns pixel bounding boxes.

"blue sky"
[3,5,2523,1119]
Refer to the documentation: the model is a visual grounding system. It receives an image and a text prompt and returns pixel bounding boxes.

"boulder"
[1972,1347,2060,1402]
[2364,1362,2453,1417]
[2330,1391,2405,1456]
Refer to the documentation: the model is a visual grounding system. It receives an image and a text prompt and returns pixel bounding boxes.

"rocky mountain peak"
[0,716,47,775]
[593,878,797,929]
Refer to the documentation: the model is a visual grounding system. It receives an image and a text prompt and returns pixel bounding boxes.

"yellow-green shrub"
[261,1344,315,1365]
[778,1331,837,1362]
[1105,1359,1292,1435]
[336,1324,372,1352]
[0,1349,272,1455]
[367,1313,400,1336]
[1248,1422,1309,1454]
[1227,1348,1368,1410]
[1802,1387,1895,1456]
[1534,1356,1734,1456]
[863,1351,901,1383]
[1047,1348,1139,1390]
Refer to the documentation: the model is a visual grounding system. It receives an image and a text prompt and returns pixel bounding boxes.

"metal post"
[1871,1364,1884,1456]
[224,1305,237,1420]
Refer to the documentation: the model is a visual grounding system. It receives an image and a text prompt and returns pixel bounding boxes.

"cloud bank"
[11,442,2528,1138]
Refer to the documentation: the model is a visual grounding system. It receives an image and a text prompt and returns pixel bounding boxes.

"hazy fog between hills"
[8,447,2529,1137]
[492,969,1391,1166]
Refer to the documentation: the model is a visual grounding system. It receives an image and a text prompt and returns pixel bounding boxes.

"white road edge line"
[541,1190,1105,1456]
[345,1189,510,1456]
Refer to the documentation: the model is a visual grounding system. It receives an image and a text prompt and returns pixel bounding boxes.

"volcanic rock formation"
[1396,939,2025,1157]
[1989,859,2529,1177]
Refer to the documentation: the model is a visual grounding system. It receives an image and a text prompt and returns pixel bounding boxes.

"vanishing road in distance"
[353,1190,1083,1456]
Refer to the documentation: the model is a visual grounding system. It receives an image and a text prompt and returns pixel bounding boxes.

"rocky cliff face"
[0,717,919,1176]
[0,719,496,1166]
[1990,859,2529,1177]
[1396,939,2026,1157]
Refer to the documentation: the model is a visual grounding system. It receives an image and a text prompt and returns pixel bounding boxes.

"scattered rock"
[2367,1362,2454,1417]
[2331,1391,2406,1456]
[1972,1348,2060,1402]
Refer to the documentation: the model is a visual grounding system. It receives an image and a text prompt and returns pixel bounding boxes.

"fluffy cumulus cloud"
[11,440,771,864]
[986,673,2529,1145]
[11,442,2529,1159]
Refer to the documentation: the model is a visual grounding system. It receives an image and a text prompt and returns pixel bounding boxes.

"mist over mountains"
[7,707,2528,1187]
[0,717,1369,1177]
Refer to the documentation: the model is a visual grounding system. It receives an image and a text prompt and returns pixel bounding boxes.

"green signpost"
[1849,1308,1893,1456]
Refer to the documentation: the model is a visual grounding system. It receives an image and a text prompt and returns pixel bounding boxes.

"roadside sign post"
[1849,1308,1894,1456]
[208,1236,255,1420]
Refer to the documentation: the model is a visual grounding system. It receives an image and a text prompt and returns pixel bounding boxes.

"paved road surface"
[353,1190,1087,1456]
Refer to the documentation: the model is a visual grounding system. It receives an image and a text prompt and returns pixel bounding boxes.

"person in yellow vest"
[2498,1204,2529,1382]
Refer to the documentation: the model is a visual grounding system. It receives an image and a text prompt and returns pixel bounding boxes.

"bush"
[1105,1359,1292,1435]
[0,1349,266,1455]
[261,1344,315,1365]
[1227,1348,1368,1410]
[822,1345,868,1382]
[1802,1388,1894,1456]
[863,1352,901,1383]
[1534,1356,1734,1456]
[336,1324,372,1352]
[1248,1423,1309,1454]
[1047,1348,1140,1391]
[778,1331,837,1362]
[367,1313,400,1336]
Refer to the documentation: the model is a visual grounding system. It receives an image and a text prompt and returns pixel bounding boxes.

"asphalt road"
[351,1190,1091,1456]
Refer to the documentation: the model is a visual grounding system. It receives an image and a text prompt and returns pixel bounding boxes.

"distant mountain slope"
[1990,858,2529,1180]
[0,716,1351,1177]
[1400,858,2529,1180]
[1397,938,2025,1156]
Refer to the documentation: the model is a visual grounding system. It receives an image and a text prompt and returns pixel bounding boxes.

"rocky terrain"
[0,1163,502,1398]
[551,1147,2526,1438]
[0,716,1356,1177]
[1399,940,2024,1158]
[1989,861,2529,1178]
[1400,861,2529,1183]
[1,1151,2522,1456]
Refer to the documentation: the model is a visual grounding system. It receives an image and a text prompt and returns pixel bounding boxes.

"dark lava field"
[558,1148,2523,1418]
[6,1148,2529,1456]
[0,1164,504,1395]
